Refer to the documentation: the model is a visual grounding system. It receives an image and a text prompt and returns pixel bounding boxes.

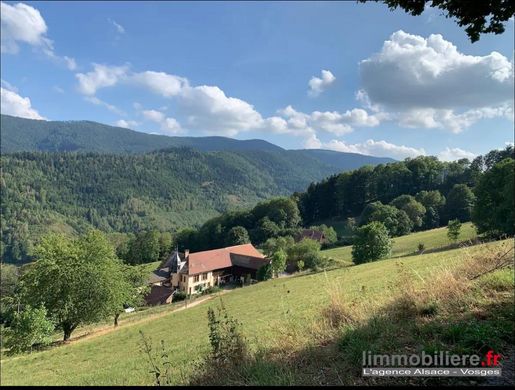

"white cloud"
[308,69,336,97]
[438,147,476,161]
[1,2,77,70]
[115,119,138,129]
[63,56,77,71]
[131,71,188,98]
[360,30,514,132]
[1,86,45,120]
[84,96,124,116]
[140,108,182,135]
[320,139,426,159]
[53,85,64,94]
[108,18,125,34]
[142,109,165,123]
[179,85,262,136]
[76,64,129,95]
[275,105,380,137]
[1,79,18,92]
[1,1,49,53]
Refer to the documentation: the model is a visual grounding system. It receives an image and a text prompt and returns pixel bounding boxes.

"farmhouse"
[146,243,269,303]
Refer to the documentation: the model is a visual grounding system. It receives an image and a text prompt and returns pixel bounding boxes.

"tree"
[270,249,287,277]
[256,263,273,281]
[309,224,338,245]
[352,222,392,264]
[473,158,515,236]
[112,265,148,327]
[225,226,250,246]
[21,230,133,341]
[261,236,295,258]
[390,195,426,229]
[250,217,280,244]
[416,190,446,228]
[0,263,20,325]
[287,239,323,270]
[364,0,515,42]
[360,201,412,236]
[447,219,462,243]
[4,306,54,353]
[446,184,475,222]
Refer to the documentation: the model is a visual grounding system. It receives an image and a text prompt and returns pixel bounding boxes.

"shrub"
[207,300,248,365]
[351,222,392,264]
[418,243,425,252]
[447,219,461,243]
[270,249,287,277]
[173,291,187,302]
[257,263,273,281]
[139,331,174,385]
[4,305,54,353]
[202,286,222,295]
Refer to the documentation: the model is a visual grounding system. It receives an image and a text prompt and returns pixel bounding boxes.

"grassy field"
[1,235,510,386]
[323,222,477,265]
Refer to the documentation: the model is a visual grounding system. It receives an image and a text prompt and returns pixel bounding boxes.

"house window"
[194,275,200,282]
[202,273,208,280]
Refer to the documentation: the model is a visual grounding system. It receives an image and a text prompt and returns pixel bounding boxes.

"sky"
[1,1,514,160]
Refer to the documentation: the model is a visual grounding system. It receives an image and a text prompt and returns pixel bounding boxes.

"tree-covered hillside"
[1,147,383,263]
[0,114,393,169]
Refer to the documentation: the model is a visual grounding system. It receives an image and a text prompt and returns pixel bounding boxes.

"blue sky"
[1,1,513,160]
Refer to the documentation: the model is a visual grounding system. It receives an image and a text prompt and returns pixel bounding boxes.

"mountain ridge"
[0,115,395,170]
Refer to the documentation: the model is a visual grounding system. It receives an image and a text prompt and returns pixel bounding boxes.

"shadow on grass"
[188,288,514,386]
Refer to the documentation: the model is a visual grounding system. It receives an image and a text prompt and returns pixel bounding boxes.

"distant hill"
[0,115,394,263]
[0,115,394,170]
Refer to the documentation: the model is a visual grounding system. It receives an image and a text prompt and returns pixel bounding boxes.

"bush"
[286,239,323,271]
[418,243,425,252]
[207,300,248,365]
[351,222,392,264]
[173,291,187,302]
[447,219,462,243]
[4,305,54,353]
[202,286,222,295]
[257,263,273,281]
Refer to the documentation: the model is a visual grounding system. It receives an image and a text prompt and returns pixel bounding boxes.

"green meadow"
[1,232,510,386]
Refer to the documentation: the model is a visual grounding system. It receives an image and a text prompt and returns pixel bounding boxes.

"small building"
[147,243,269,298]
[295,229,327,244]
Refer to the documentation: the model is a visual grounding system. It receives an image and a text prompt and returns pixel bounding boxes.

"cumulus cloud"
[131,71,188,98]
[319,138,426,159]
[1,1,50,53]
[359,30,514,132]
[308,70,336,97]
[1,2,77,69]
[179,85,263,136]
[115,119,138,129]
[437,147,476,161]
[76,64,129,95]
[1,86,45,119]
[276,105,381,137]
[140,108,183,135]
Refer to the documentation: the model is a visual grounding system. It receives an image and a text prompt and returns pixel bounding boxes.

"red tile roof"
[186,243,267,275]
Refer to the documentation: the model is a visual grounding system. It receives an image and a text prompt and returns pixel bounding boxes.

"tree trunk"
[63,323,76,342]
[114,313,120,327]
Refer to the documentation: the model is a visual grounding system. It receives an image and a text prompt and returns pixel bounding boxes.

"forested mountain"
[0,146,387,263]
[0,115,394,169]
[1,114,395,264]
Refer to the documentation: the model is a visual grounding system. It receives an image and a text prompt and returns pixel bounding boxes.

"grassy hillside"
[1,237,511,386]
[323,222,477,265]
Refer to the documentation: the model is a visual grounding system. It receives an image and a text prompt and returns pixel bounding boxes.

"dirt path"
[69,290,231,345]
